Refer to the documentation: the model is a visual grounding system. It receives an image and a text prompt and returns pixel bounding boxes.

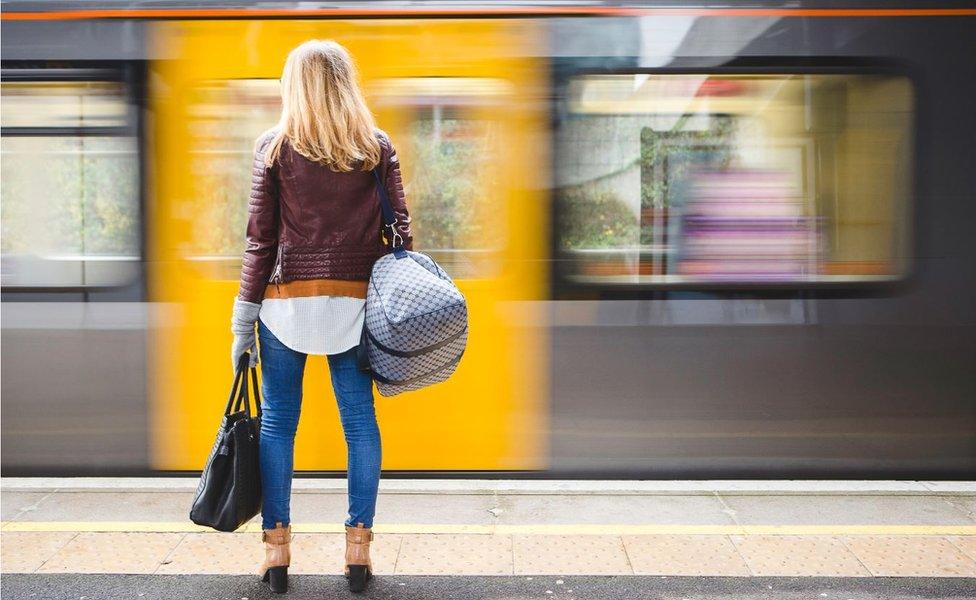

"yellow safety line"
[497,524,976,536]
[1,521,213,533]
[3,521,976,536]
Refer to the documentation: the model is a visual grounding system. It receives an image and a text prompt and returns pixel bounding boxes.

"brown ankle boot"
[259,522,291,594]
[344,523,373,592]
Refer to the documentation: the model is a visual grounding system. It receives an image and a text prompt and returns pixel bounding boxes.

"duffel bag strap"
[371,167,407,258]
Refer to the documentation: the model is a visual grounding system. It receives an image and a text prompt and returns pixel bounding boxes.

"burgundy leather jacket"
[236,129,413,304]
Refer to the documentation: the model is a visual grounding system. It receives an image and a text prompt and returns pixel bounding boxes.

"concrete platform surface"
[4,477,976,495]
[3,574,976,600]
[2,478,976,579]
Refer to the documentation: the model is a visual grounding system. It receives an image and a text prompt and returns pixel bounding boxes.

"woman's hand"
[231,298,262,370]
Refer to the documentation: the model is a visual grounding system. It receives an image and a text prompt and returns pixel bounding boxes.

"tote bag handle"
[224,353,262,419]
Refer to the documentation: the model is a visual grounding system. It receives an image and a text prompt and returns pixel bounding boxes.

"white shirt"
[260,295,365,355]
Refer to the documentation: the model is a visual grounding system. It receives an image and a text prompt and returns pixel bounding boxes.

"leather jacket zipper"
[270,244,284,293]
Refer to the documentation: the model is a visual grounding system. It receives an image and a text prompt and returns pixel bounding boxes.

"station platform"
[2,478,975,598]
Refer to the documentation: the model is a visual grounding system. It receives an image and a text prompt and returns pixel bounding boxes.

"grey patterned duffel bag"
[358,168,468,396]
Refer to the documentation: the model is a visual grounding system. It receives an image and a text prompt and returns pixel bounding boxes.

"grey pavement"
[3,574,976,600]
[719,495,976,526]
[5,478,976,494]
[3,485,975,528]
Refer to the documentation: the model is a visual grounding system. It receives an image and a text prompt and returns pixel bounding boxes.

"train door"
[147,19,549,471]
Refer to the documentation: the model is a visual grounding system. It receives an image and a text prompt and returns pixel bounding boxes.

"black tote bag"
[189,352,263,532]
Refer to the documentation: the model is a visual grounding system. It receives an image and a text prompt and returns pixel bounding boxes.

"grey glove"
[231,298,262,371]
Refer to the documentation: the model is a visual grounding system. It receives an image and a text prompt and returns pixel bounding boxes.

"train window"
[555,73,913,288]
[400,106,504,278]
[372,77,509,278]
[1,78,139,289]
[2,81,130,129]
[188,77,507,279]
[185,79,281,273]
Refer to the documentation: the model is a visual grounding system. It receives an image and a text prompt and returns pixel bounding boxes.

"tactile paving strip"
[948,535,976,562]
[513,535,632,575]
[156,532,261,574]
[4,530,976,577]
[623,535,751,576]
[395,534,513,575]
[843,535,976,577]
[288,534,345,575]
[36,532,184,574]
[290,533,402,575]
[0,532,77,573]
[731,535,870,576]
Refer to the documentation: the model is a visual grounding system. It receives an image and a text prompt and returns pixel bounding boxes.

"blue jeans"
[257,318,381,530]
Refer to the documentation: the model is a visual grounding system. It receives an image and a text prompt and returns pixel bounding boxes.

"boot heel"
[263,565,288,594]
[346,564,370,593]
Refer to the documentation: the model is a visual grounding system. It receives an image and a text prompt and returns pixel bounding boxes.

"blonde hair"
[264,40,380,171]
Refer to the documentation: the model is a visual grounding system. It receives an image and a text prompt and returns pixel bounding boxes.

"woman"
[229,39,412,594]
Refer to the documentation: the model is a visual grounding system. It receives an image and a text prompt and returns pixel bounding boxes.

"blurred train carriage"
[2,2,974,477]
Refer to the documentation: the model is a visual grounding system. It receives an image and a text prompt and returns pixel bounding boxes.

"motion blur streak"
[1,3,974,479]
[4,7,976,20]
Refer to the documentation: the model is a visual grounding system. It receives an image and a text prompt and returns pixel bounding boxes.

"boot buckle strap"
[262,531,293,544]
[348,532,373,543]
